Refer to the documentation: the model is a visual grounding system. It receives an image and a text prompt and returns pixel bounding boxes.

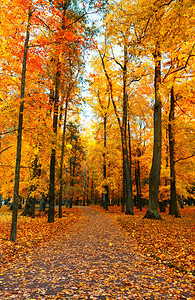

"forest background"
[0,0,195,241]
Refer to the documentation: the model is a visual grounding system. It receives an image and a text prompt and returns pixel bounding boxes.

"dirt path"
[0,207,194,299]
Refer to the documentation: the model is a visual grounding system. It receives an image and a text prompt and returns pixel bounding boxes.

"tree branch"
[0,146,12,155]
[0,129,18,136]
[98,48,122,129]
[175,154,195,163]
[162,43,195,82]
[175,102,195,120]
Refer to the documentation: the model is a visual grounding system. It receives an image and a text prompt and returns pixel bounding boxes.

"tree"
[88,77,111,210]
[98,47,134,215]
[10,6,33,241]
[168,87,181,217]
[144,42,162,220]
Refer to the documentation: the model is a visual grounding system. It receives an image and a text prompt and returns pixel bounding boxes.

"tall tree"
[144,42,162,220]
[168,87,181,217]
[98,48,134,215]
[10,6,32,241]
[48,62,60,223]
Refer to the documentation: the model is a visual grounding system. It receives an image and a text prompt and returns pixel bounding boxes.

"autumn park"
[0,0,195,299]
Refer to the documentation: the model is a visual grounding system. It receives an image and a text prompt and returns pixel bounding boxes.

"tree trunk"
[69,153,76,209]
[87,176,90,206]
[122,46,133,215]
[69,197,73,209]
[102,114,108,211]
[169,87,181,218]
[94,188,98,205]
[98,43,133,214]
[121,159,126,212]
[127,121,134,210]
[59,99,68,218]
[91,174,94,203]
[135,146,142,211]
[135,161,142,211]
[121,127,133,215]
[83,165,86,206]
[10,7,32,241]
[48,64,60,223]
[144,43,162,220]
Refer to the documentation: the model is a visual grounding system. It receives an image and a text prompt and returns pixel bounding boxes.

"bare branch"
[175,102,195,120]
[175,154,195,163]
[98,48,122,129]
[0,129,18,136]
[0,146,12,155]
[35,15,54,32]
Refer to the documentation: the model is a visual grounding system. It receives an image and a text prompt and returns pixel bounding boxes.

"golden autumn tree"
[0,0,96,240]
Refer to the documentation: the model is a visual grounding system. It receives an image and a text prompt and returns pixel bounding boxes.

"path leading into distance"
[0,207,194,299]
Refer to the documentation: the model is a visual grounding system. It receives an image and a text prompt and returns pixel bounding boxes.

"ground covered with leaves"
[0,206,81,265]
[0,206,195,299]
[95,206,195,276]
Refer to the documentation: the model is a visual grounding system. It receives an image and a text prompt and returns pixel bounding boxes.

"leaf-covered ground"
[94,206,195,275]
[0,206,195,299]
[0,206,81,265]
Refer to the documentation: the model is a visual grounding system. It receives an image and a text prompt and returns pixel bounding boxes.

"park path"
[0,207,194,299]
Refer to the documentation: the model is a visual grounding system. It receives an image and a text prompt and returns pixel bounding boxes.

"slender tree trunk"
[169,87,181,218]
[83,165,86,206]
[59,99,68,218]
[10,7,32,241]
[135,161,142,211]
[98,44,133,214]
[94,188,98,205]
[48,64,60,223]
[121,126,133,214]
[128,121,133,208]
[144,43,162,220]
[87,176,90,206]
[69,156,75,209]
[122,47,133,215]
[135,147,142,211]
[91,174,94,203]
[121,158,126,212]
[102,114,108,210]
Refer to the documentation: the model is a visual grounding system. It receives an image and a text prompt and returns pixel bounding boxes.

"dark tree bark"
[135,160,142,211]
[83,165,86,206]
[59,99,68,218]
[10,7,32,241]
[169,87,181,218]
[102,114,108,211]
[121,161,126,212]
[48,64,60,223]
[144,43,162,220]
[94,188,98,205]
[122,47,133,215]
[87,175,90,206]
[69,150,76,209]
[127,121,134,212]
[91,174,94,203]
